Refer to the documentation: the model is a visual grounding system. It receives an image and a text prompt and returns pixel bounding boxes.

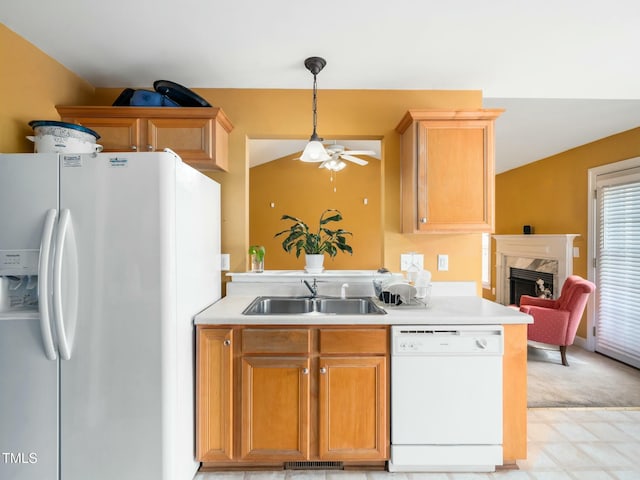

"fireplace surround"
[493,234,579,306]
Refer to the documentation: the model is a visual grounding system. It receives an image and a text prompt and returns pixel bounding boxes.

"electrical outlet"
[437,254,449,271]
[400,253,424,271]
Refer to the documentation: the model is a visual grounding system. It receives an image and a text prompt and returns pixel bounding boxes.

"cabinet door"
[147,117,227,171]
[416,119,494,232]
[57,106,232,172]
[318,356,387,460]
[502,324,528,464]
[196,328,234,461]
[60,116,141,152]
[241,356,310,460]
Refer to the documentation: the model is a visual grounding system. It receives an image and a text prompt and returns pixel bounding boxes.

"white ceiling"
[2,0,639,172]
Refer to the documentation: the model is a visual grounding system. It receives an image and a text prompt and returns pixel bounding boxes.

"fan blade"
[343,150,376,156]
[325,144,344,152]
[299,157,327,163]
[341,154,368,166]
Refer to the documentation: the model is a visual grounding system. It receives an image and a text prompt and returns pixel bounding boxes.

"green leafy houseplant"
[275,209,353,258]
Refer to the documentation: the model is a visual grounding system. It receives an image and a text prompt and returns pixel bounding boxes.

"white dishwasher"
[389,325,503,473]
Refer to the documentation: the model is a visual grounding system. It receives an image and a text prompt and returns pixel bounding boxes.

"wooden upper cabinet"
[396,109,503,233]
[56,106,233,172]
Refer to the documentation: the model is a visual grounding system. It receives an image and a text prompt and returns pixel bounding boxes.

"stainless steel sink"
[242,296,386,315]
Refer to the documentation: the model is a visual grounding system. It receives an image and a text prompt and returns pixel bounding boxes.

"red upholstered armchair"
[520,275,596,366]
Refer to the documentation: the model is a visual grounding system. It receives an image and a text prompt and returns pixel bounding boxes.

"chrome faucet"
[303,278,318,297]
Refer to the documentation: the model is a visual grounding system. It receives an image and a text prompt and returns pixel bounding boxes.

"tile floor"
[195,407,640,480]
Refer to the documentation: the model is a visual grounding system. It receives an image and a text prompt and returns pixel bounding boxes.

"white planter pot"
[304,254,324,274]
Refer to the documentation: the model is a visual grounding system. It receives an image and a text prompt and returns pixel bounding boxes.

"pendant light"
[300,56,331,163]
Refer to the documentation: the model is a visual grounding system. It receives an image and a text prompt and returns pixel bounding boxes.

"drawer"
[319,328,388,355]
[241,328,311,354]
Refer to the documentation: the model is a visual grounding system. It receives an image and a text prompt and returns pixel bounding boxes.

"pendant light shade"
[301,140,330,162]
[300,56,331,163]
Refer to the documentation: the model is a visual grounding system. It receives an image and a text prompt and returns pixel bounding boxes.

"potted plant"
[248,245,265,272]
[275,209,353,272]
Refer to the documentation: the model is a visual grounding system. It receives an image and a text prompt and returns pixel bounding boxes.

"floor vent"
[284,461,344,470]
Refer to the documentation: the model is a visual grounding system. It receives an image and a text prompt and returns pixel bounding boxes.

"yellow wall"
[491,127,640,336]
[250,152,382,270]
[0,24,94,153]
[93,88,486,290]
[2,25,488,292]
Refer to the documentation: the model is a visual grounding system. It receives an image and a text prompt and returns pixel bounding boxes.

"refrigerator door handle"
[53,209,78,360]
[38,209,58,361]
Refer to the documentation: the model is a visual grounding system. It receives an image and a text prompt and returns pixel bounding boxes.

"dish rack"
[373,281,431,308]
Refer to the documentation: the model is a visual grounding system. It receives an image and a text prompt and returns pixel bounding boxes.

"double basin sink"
[243,296,386,315]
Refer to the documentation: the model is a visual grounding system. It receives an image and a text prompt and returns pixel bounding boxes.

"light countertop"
[194,294,532,326]
[227,270,403,282]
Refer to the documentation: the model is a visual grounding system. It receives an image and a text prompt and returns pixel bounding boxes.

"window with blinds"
[596,167,640,368]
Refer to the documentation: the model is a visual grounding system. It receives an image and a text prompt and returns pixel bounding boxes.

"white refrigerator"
[0,151,221,480]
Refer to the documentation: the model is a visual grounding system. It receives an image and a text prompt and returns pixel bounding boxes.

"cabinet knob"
[223,339,231,346]
[131,145,137,151]
[320,367,327,374]
[147,145,154,152]
[419,217,427,224]
[302,368,309,375]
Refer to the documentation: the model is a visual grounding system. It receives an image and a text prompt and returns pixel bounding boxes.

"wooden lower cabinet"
[196,328,233,462]
[502,323,528,464]
[241,356,310,460]
[197,324,526,468]
[319,356,387,460]
[197,325,389,467]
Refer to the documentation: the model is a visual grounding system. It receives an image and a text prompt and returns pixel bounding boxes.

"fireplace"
[493,234,579,306]
[509,268,554,306]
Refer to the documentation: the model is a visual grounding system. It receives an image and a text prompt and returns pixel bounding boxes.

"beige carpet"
[527,344,640,408]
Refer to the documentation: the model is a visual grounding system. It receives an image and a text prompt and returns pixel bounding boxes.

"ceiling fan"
[318,144,376,171]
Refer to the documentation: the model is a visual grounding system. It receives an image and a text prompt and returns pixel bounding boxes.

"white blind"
[596,170,640,368]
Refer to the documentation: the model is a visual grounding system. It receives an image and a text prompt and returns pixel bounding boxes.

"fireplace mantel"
[493,234,579,305]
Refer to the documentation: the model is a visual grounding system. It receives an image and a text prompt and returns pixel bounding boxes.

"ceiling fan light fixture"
[301,139,331,162]
[321,158,346,171]
[300,56,330,163]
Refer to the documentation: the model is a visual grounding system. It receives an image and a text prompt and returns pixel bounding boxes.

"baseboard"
[572,336,588,349]
[528,337,591,351]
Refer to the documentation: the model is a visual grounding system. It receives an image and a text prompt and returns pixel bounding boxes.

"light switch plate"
[400,253,424,271]
[437,254,449,271]
[220,253,230,271]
